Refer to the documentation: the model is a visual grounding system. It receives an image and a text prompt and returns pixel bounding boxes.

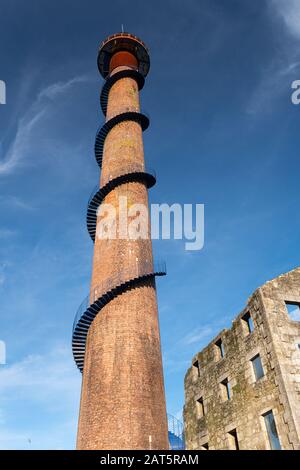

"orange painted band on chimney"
[109,51,138,73]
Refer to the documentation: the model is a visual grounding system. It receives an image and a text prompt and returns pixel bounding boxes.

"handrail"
[86,166,157,242]
[100,68,145,116]
[167,413,185,450]
[73,259,166,334]
[88,166,156,206]
[94,111,150,169]
[72,62,162,373]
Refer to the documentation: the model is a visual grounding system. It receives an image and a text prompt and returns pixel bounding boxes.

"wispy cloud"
[0,75,89,176]
[0,110,45,175]
[181,325,214,346]
[38,76,88,101]
[0,262,10,286]
[0,346,78,398]
[0,229,17,239]
[270,0,300,39]
[162,322,222,375]
[162,356,191,374]
[246,58,300,115]
[0,345,80,449]
[247,2,300,115]
[0,419,78,451]
[0,195,36,211]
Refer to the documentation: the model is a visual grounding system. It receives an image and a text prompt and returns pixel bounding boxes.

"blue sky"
[0,0,300,449]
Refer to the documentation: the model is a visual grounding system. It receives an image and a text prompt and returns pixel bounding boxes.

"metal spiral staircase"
[86,166,156,242]
[167,414,185,450]
[72,67,166,372]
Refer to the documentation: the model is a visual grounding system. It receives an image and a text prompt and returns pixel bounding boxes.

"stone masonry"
[184,267,300,450]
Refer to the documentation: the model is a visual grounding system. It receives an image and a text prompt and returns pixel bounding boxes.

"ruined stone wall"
[184,268,300,450]
[259,269,300,447]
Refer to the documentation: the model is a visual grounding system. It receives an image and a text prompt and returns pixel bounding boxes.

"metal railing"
[88,165,156,206]
[94,110,150,169]
[100,68,145,116]
[96,109,150,139]
[73,259,166,333]
[167,413,185,450]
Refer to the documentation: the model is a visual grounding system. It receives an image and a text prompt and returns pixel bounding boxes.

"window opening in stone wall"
[228,429,239,450]
[220,378,230,401]
[196,397,205,418]
[263,411,281,450]
[251,354,264,381]
[215,338,225,360]
[285,302,300,321]
[242,311,254,334]
[193,360,200,378]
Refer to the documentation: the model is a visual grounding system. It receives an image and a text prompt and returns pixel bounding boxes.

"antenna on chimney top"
[121,24,124,33]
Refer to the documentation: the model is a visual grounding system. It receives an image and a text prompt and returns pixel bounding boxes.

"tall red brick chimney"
[72,33,169,450]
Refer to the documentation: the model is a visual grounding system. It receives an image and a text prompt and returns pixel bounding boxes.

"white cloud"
[0,262,10,286]
[0,229,17,239]
[162,356,191,374]
[246,1,300,115]
[246,59,300,115]
[0,76,88,176]
[0,195,35,211]
[0,346,79,400]
[0,429,30,449]
[0,109,46,175]
[38,76,88,101]
[271,0,300,38]
[0,420,78,451]
[181,325,213,346]
[0,346,80,449]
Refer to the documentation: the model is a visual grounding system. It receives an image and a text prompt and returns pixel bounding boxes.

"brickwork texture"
[76,49,169,450]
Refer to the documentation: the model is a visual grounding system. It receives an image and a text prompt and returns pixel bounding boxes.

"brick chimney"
[73,32,169,450]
